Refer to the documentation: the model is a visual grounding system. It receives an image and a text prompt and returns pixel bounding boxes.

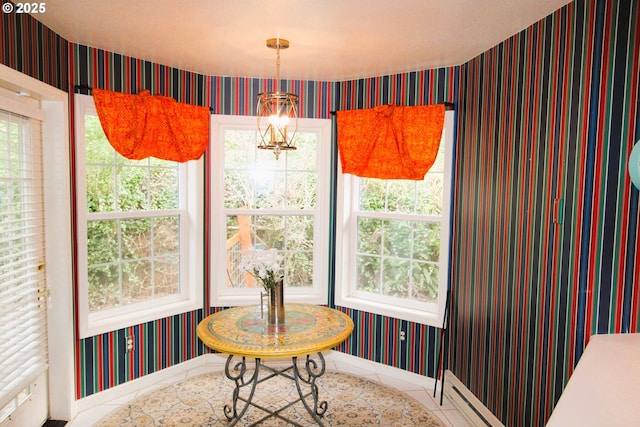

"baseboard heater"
[442,370,505,427]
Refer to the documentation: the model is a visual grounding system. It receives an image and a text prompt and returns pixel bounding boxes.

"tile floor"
[68,354,474,427]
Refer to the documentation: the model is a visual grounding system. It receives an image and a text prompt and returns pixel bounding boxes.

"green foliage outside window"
[354,140,446,303]
[223,130,318,289]
[84,115,180,312]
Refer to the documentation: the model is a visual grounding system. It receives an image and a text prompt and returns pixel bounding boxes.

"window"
[336,110,454,326]
[211,115,330,306]
[75,94,203,337]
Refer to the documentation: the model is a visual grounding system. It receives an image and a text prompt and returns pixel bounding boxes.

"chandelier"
[256,38,298,159]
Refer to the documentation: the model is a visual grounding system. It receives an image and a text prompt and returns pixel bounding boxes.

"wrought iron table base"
[223,352,328,426]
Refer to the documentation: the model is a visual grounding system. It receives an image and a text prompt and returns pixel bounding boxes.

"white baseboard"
[75,353,228,414]
[443,370,505,427]
[74,351,438,416]
[324,351,437,390]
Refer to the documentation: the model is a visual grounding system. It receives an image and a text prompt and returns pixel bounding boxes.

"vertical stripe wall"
[69,46,458,395]
[71,44,333,119]
[331,68,460,379]
[68,44,335,398]
[0,0,68,91]
[68,46,213,398]
[451,0,639,426]
[3,1,639,424]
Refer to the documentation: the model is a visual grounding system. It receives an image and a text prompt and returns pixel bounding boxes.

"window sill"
[80,297,202,338]
[335,294,444,328]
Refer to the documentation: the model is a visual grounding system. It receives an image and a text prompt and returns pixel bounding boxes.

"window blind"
[0,109,48,412]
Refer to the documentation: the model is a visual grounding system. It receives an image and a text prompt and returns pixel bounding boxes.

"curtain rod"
[74,85,214,114]
[330,102,455,116]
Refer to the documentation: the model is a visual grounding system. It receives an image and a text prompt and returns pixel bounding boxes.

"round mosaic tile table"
[197,303,354,426]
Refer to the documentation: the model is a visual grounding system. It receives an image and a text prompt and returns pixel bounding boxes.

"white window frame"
[335,110,454,327]
[74,94,203,338]
[210,114,331,307]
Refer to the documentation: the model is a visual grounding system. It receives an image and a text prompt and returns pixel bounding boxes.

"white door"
[0,107,49,426]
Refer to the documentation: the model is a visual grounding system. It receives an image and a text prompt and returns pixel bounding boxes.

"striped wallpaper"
[68,44,458,396]
[330,67,460,379]
[3,1,639,425]
[68,44,336,398]
[76,310,206,397]
[0,0,68,90]
[451,0,639,425]
[71,45,333,119]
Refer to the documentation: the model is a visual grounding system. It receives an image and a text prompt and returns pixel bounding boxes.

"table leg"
[223,355,260,425]
[221,353,328,426]
[292,352,328,425]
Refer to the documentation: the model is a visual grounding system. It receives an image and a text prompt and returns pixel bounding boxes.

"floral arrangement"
[238,248,284,290]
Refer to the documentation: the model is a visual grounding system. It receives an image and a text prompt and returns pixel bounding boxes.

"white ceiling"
[32,0,571,82]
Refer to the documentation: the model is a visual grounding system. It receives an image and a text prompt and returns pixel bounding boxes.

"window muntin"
[75,95,203,337]
[336,111,453,326]
[211,116,330,305]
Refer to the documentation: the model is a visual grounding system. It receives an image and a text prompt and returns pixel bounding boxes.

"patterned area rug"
[96,369,445,426]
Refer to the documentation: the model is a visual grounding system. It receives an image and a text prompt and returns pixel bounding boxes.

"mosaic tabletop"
[197,303,354,358]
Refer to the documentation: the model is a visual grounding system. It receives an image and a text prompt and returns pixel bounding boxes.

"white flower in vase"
[238,248,284,290]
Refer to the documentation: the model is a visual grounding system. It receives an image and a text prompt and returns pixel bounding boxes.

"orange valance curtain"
[336,104,445,180]
[92,88,210,162]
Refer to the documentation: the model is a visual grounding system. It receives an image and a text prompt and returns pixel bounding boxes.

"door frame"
[0,64,75,421]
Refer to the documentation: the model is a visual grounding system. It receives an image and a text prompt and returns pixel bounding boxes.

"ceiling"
[32,0,572,82]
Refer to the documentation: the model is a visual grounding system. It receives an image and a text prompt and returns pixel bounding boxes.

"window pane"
[256,170,285,209]
[356,254,380,293]
[416,174,443,215]
[255,215,285,249]
[87,264,120,311]
[285,251,313,288]
[359,179,386,211]
[86,215,181,313]
[383,257,410,298]
[85,118,178,213]
[86,165,115,212]
[383,219,412,258]
[412,261,439,302]
[413,222,441,262]
[117,166,149,211]
[224,169,250,209]
[340,112,451,323]
[150,166,179,209]
[225,214,314,289]
[84,115,113,164]
[284,215,314,248]
[355,216,443,302]
[216,117,329,304]
[286,132,317,170]
[285,171,317,209]
[224,130,317,210]
[87,220,118,264]
[386,181,416,213]
[155,256,179,296]
[121,218,151,260]
[357,218,383,254]
[224,129,257,168]
[153,216,179,255]
[122,260,152,304]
